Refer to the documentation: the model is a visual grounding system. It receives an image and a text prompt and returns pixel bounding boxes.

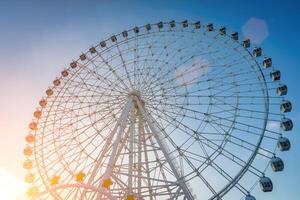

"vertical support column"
[137,112,143,199]
[80,98,133,200]
[102,106,132,180]
[135,97,194,200]
[142,122,154,200]
[128,108,135,196]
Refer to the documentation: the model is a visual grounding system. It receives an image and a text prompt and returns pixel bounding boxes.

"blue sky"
[0,0,299,199]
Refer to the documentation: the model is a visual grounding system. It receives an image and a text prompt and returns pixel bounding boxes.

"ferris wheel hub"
[128,90,141,98]
[128,90,144,112]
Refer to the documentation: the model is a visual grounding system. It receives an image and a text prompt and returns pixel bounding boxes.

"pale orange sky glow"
[0,167,27,200]
[0,22,94,198]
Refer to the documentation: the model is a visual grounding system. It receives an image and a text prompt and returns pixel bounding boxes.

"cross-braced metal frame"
[23,20,293,200]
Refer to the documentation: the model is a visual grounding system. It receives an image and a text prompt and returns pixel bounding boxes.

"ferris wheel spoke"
[55,91,125,115]
[78,98,133,200]
[96,116,133,187]
[37,184,117,200]
[188,68,254,94]
[68,74,126,97]
[133,30,140,89]
[141,31,213,87]
[38,106,127,178]
[142,49,225,93]
[95,51,130,91]
[69,66,124,95]
[38,140,92,179]
[78,55,128,94]
[146,103,237,161]
[142,35,246,93]
[193,125,263,177]
[141,126,157,200]
[149,95,280,140]
[147,111,223,197]
[43,97,126,117]
[40,103,124,139]
[210,99,282,117]
[146,128,179,198]
[115,40,134,89]
[209,117,258,154]
[212,96,281,122]
[209,158,249,195]
[204,140,264,178]
[206,111,275,152]
[139,33,188,90]
[135,97,195,200]
[145,93,282,104]
[134,34,164,91]
[146,103,213,160]
[40,115,117,145]
[148,105,265,187]
[143,61,247,95]
[40,111,119,153]
[206,96,280,137]
[190,61,244,86]
[104,42,146,91]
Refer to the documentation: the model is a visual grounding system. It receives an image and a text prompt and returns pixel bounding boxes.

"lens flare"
[0,168,27,200]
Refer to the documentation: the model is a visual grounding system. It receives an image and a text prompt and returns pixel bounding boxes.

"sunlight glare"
[0,168,27,200]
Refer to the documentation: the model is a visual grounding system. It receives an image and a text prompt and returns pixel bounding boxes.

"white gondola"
[271,157,284,172]
[207,23,213,31]
[277,137,291,151]
[80,54,86,61]
[231,32,238,40]
[280,100,292,113]
[111,35,117,42]
[245,194,256,200]
[169,20,176,28]
[270,70,281,81]
[280,118,293,131]
[122,31,128,38]
[263,58,272,68]
[100,41,106,48]
[194,21,201,29]
[219,27,226,35]
[277,85,288,96]
[243,39,250,48]
[145,24,151,31]
[157,21,163,29]
[260,177,273,192]
[133,27,139,34]
[253,48,262,57]
[89,47,96,54]
[182,20,188,28]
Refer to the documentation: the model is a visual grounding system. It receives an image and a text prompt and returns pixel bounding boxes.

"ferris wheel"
[23,20,293,200]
